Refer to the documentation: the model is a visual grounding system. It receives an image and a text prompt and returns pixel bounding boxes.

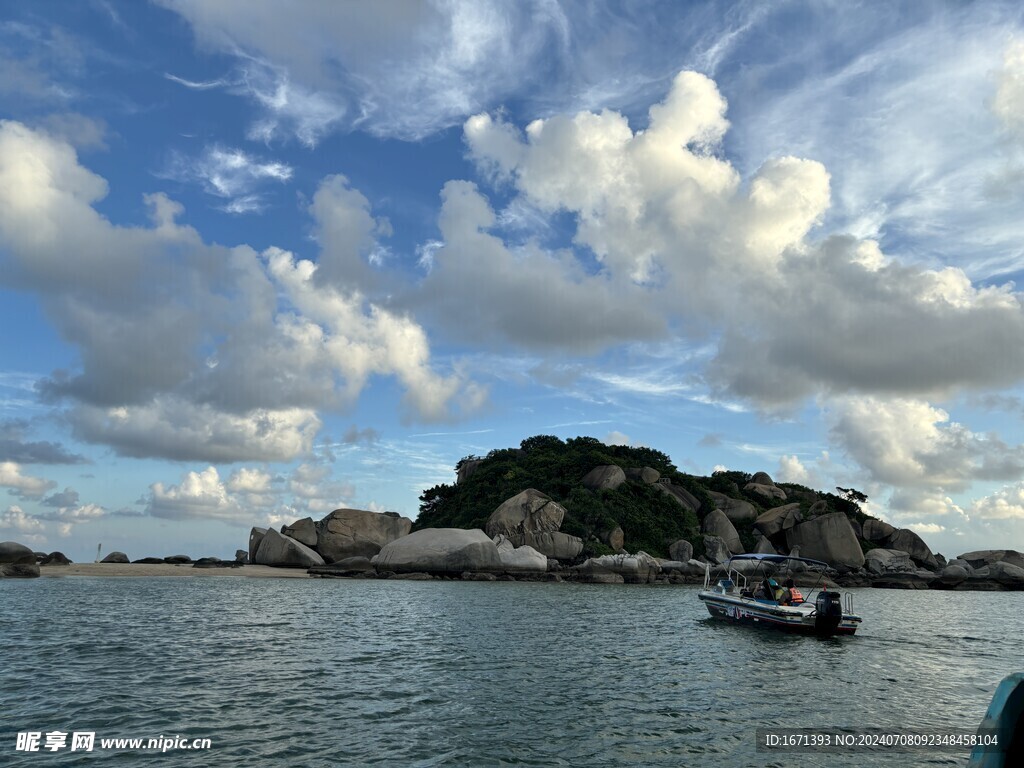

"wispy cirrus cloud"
[161,144,292,214]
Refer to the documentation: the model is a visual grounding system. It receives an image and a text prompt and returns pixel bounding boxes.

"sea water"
[2,577,1021,766]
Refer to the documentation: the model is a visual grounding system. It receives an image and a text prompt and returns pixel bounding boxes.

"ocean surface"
[2,576,1021,767]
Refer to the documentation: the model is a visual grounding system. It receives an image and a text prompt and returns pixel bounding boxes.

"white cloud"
[829,397,1024,492]
[972,482,1024,520]
[776,455,809,485]
[146,467,246,522]
[0,461,56,500]
[994,39,1024,140]
[0,505,44,535]
[0,122,479,461]
[286,462,354,515]
[455,71,1024,410]
[309,175,391,292]
[161,0,569,141]
[226,467,273,494]
[69,398,321,463]
[603,431,631,446]
[906,522,945,535]
[162,145,292,213]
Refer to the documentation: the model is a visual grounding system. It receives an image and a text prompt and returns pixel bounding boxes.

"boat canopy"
[725,553,830,569]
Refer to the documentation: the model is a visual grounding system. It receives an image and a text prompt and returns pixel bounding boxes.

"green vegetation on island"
[416,434,867,560]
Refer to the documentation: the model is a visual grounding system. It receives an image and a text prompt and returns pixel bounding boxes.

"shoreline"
[37,563,311,578]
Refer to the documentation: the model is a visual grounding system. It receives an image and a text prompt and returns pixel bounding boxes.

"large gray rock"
[864,548,914,576]
[521,531,583,561]
[702,509,744,554]
[574,560,626,584]
[862,519,896,543]
[317,508,412,562]
[601,526,625,551]
[581,465,626,492]
[935,564,970,587]
[708,491,757,522]
[753,504,801,538]
[374,528,501,574]
[249,527,267,563]
[235,549,248,564]
[625,467,660,484]
[101,551,129,564]
[40,551,71,566]
[983,561,1024,589]
[886,529,938,570]
[751,471,775,486]
[0,541,36,564]
[493,535,547,573]
[456,459,482,484]
[668,539,693,562]
[702,534,732,564]
[808,500,829,516]
[255,528,325,568]
[785,512,865,570]
[744,482,787,501]
[1,562,40,578]
[957,549,1024,570]
[281,517,317,547]
[656,483,701,512]
[577,552,659,584]
[485,489,565,540]
[753,535,777,554]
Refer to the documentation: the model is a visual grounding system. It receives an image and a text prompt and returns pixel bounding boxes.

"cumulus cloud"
[776,455,810,485]
[69,398,322,464]
[603,431,632,446]
[457,70,1024,409]
[0,461,56,500]
[146,467,247,522]
[0,121,478,462]
[972,482,1024,520]
[0,505,45,542]
[309,175,392,293]
[829,397,1024,492]
[225,467,277,510]
[414,180,666,351]
[286,462,355,515]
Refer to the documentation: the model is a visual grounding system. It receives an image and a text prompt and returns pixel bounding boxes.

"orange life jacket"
[789,588,804,602]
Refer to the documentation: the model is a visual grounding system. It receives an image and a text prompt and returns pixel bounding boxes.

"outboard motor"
[814,590,843,636]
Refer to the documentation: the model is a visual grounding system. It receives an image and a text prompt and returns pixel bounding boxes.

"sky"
[2,0,1024,562]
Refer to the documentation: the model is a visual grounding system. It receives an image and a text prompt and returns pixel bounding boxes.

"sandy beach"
[37,563,312,578]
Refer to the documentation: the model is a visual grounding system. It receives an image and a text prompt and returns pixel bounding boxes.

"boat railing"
[844,591,854,615]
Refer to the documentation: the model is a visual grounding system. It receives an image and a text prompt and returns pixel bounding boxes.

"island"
[4,435,1022,589]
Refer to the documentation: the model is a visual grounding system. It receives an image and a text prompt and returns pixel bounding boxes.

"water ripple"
[2,579,1021,766]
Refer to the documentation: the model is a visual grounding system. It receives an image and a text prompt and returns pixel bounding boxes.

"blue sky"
[3,0,1024,561]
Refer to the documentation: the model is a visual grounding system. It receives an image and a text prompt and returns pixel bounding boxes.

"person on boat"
[769,578,786,602]
[782,578,804,605]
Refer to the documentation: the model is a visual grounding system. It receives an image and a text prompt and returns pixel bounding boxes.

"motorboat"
[698,553,862,637]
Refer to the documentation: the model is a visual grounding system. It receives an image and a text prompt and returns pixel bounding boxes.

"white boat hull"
[699,590,862,636]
